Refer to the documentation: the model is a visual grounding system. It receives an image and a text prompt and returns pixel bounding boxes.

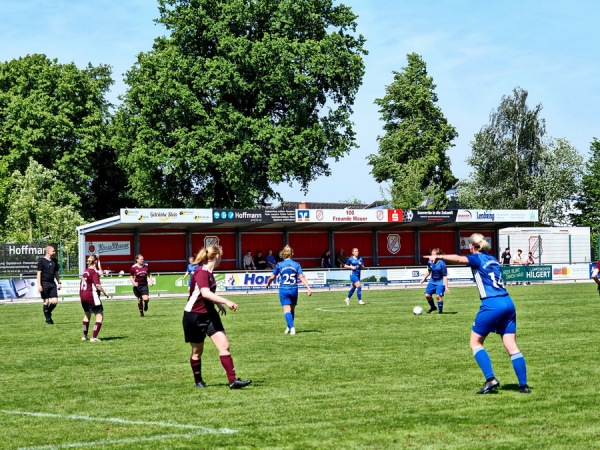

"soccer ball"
[413,306,424,315]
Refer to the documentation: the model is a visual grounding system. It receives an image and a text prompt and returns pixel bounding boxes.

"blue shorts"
[350,274,360,284]
[425,283,445,297]
[472,295,517,337]
[279,290,298,306]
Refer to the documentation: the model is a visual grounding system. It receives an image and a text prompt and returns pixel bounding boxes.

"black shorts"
[133,285,149,298]
[182,310,225,343]
[81,303,104,315]
[40,283,58,300]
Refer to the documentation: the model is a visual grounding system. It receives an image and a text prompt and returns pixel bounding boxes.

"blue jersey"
[427,260,447,285]
[272,259,304,292]
[466,253,507,300]
[345,256,364,278]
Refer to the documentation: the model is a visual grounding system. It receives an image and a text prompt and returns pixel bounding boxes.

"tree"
[460,87,583,225]
[4,159,85,248]
[573,139,600,257]
[113,0,366,208]
[0,54,126,221]
[367,53,457,209]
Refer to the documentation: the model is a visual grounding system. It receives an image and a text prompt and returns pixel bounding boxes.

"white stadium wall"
[499,227,591,264]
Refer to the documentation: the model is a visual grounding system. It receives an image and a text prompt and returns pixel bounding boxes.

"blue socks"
[347,286,356,298]
[356,286,362,300]
[510,352,528,386]
[284,312,294,329]
[473,347,495,380]
[437,301,443,314]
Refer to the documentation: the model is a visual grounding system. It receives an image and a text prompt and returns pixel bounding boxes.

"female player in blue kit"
[423,233,530,394]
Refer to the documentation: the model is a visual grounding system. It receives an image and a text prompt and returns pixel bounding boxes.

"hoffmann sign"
[0,243,47,274]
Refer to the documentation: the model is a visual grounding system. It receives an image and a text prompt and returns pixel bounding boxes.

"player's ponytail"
[86,255,98,266]
[280,245,293,260]
[194,245,222,265]
[469,233,490,253]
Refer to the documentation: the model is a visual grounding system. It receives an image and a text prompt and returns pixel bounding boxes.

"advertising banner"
[456,209,539,222]
[0,243,47,274]
[212,209,296,223]
[551,264,593,281]
[120,208,213,223]
[85,241,131,256]
[295,209,387,223]
[501,265,552,283]
[402,210,457,223]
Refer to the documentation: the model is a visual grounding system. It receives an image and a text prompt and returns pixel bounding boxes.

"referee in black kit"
[37,245,62,325]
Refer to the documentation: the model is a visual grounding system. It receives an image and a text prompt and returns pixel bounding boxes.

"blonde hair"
[280,245,293,260]
[86,255,98,266]
[194,245,222,265]
[431,248,445,255]
[469,233,490,252]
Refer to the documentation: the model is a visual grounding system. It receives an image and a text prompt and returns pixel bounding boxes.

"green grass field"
[1,283,599,449]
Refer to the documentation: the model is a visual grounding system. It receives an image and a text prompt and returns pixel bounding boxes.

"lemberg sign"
[0,244,47,274]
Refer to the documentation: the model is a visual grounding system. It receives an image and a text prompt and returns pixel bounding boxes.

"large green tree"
[0,54,126,221]
[573,139,600,256]
[367,53,457,209]
[459,87,582,225]
[114,0,366,208]
[4,159,84,248]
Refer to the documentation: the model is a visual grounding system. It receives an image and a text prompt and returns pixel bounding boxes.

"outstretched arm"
[423,254,469,264]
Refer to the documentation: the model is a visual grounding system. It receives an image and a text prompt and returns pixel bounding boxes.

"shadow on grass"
[297,329,323,334]
[501,383,531,393]
[98,336,127,341]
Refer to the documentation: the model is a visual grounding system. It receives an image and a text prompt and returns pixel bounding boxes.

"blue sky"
[1,1,599,205]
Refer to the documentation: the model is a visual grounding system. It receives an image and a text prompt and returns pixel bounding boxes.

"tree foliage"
[4,159,85,248]
[114,0,367,208]
[367,53,457,209]
[573,139,600,256]
[0,54,126,221]
[459,87,582,225]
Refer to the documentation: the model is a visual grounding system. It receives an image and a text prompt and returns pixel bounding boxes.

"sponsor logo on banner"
[456,210,472,221]
[387,234,401,254]
[411,210,456,222]
[403,210,414,222]
[387,209,403,222]
[87,241,131,256]
[121,209,212,223]
[296,209,386,223]
[296,209,310,222]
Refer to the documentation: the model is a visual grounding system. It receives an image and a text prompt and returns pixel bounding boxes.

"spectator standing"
[500,248,512,265]
[37,245,61,325]
[512,249,524,285]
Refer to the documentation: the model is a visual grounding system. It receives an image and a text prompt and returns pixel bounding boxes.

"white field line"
[18,431,209,450]
[0,410,237,449]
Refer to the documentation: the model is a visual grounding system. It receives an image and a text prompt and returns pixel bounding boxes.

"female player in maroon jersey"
[182,245,251,389]
[130,254,153,316]
[80,255,109,342]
